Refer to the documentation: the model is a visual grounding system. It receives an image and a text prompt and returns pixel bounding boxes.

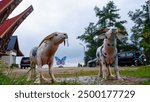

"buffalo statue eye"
[55,34,58,36]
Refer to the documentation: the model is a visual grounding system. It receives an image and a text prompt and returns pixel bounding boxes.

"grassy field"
[0,60,33,85]
[54,66,150,85]
[0,60,150,85]
[120,66,150,84]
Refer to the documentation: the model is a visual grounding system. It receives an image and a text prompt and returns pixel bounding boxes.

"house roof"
[7,36,23,56]
[0,5,33,39]
[0,0,22,24]
[0,5,33,53]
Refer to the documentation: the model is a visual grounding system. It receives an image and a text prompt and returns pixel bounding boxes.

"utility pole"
[79,43,86,66]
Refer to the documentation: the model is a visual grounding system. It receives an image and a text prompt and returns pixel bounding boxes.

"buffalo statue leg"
[98,61,102,78]
[102,64,107,80]
[114,56,122,80]
[35,58,47,84]
[48,62,57,83]
[107,65,115,79]
[28,62,36,80]
[31,62,36,79]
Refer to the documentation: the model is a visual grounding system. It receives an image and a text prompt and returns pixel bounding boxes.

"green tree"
[77,23,103,65]
[77,1,128,65]
[128,0,150,63]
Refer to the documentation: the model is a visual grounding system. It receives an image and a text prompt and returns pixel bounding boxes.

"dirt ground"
[8,67,148,85]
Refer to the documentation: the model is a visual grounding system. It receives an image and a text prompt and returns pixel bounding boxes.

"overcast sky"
[9,0,147,67]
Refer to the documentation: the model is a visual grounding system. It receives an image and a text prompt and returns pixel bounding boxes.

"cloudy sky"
[9,0,147,67]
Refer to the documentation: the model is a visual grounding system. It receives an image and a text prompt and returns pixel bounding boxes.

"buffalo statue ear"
[103,28,109,32]
[118,28,124,33]
[116,33,124,40]
[98,33,106,39]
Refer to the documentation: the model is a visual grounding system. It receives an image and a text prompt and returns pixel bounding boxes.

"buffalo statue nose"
[64,33,68,38]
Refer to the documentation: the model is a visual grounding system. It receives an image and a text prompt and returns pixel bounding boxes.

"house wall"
[1,50,17,67]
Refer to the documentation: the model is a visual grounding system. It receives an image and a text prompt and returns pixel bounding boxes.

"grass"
[0,72,33,85]
[120,65,150,84]
[0,60,8,71]
[54,66,150,78]
[121,66,150,78]
[54,66,150,85]
[142,79,150,85]
[0,59,33,85]
[1,58,150,85]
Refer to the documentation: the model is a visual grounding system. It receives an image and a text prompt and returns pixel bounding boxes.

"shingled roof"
[6,36,23,56]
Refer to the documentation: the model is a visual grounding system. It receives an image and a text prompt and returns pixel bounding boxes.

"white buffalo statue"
[28,32,68,83]
[96,27,124,80]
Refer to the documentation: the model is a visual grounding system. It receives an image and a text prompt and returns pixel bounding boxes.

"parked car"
[20,57,30,69]
[87,58,97,67]
[118,51,146,66]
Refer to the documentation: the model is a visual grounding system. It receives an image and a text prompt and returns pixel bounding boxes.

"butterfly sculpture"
[55,56,66,66]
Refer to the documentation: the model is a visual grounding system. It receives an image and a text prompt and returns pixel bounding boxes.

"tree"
[128,0,150,63]
[77,23,102,65]
[77,1,128,65]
